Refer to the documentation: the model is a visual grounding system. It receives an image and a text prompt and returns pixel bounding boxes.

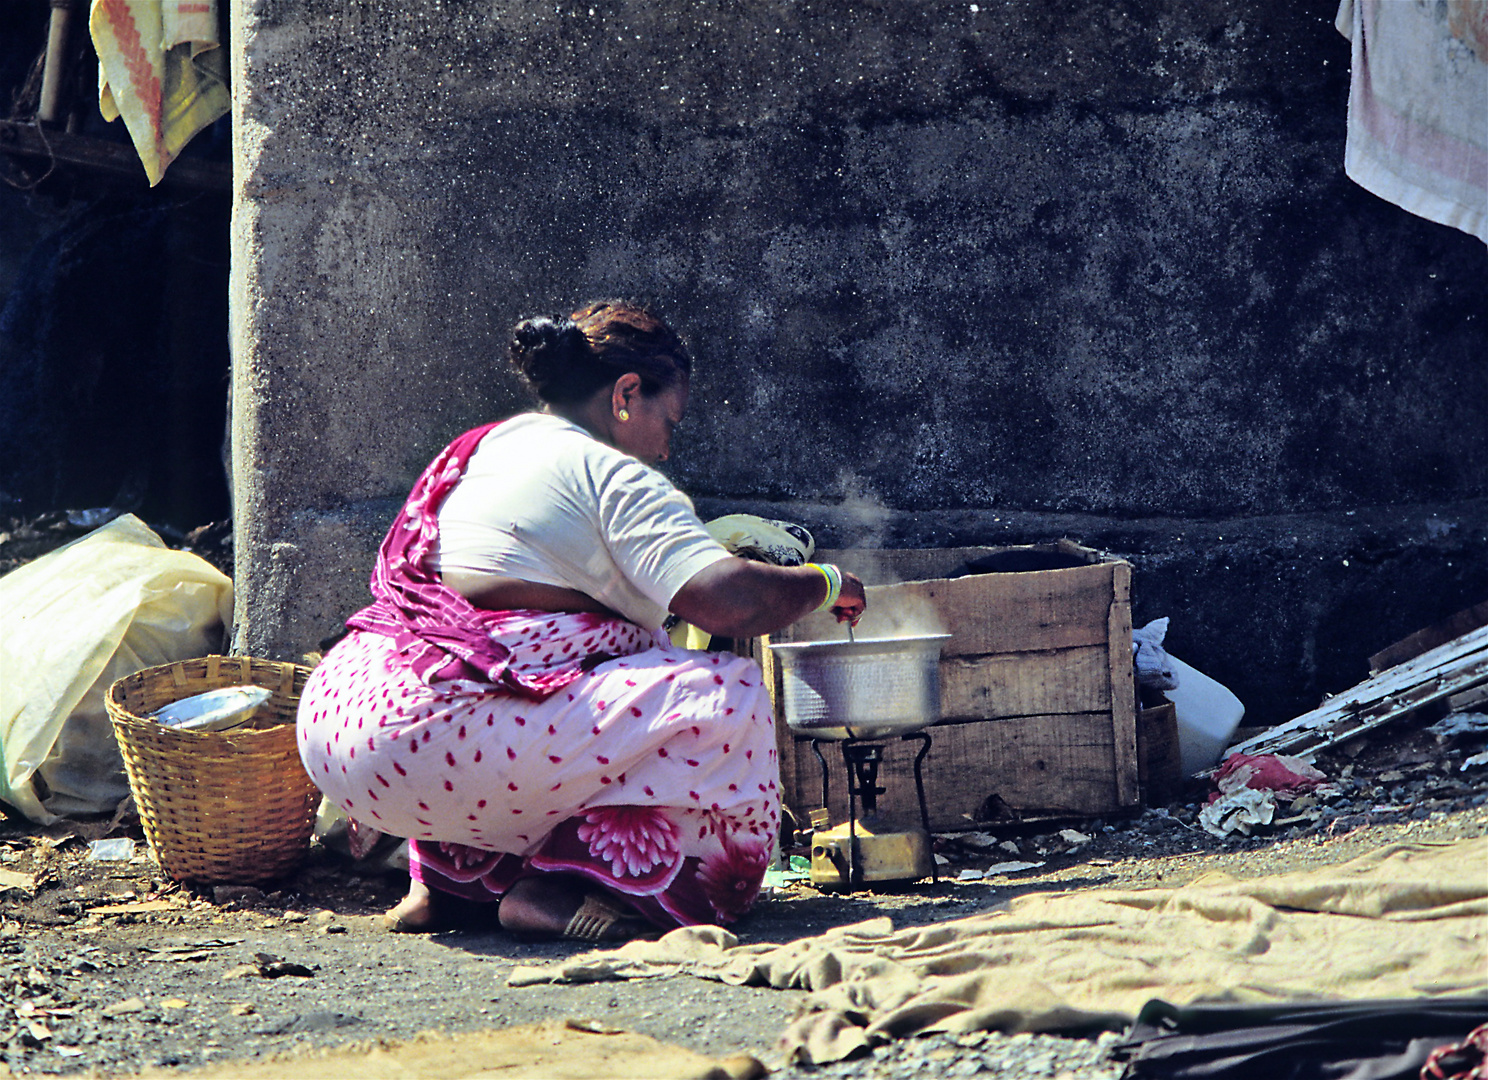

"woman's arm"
[669,557,866,639]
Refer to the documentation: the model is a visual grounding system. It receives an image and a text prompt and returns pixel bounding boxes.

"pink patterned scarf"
[345,421,639,699]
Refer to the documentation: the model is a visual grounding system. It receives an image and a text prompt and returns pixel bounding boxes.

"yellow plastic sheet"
[0,515,232,823]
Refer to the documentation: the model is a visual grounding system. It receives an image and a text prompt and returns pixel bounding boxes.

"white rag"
[1336,0,1488,243]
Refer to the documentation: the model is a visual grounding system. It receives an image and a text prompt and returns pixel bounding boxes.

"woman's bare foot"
[497,875,586,937]
[382,881,498,933]
[382,879,438,932]
[498,875,649,941]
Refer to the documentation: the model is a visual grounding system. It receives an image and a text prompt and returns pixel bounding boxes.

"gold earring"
[618,409,630,422]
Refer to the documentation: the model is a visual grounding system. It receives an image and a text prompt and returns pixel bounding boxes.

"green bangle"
[809,563,843,611]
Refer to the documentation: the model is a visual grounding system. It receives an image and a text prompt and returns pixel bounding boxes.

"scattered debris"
[141,939,241,962]
[213,885,266,907]
[87,838,136,861]
[1199,788,1277,838]
[982,861,1046,875]
[566,1017,626,1035]
[1428,713,1488,741]
[252,953,315,978]
[1209,754,1328,801]
[0,867,36,894]
[101,997,146,1018]
[90,899,176,915]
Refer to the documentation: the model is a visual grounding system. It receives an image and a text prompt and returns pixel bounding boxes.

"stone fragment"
[213,885,265,907]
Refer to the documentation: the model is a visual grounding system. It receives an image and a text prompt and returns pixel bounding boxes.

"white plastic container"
[1163,655,1246,776]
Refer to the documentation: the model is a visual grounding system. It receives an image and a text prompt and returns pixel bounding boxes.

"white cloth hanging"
[1336,0,1488,243]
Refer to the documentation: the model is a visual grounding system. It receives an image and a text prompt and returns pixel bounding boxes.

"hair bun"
[509,316,589,398]
[508,302,689,406]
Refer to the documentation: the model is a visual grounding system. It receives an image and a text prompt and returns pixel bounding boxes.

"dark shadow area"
[0,0,231,534]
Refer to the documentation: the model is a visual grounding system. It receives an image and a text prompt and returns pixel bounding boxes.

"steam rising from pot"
[846,590,946,642]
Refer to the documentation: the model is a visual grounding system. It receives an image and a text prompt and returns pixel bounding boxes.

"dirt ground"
[2,707,1485,1079]
[3,515,1486,1077]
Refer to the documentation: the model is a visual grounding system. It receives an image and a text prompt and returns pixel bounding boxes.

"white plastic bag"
[1164,655,1246,776]
[0,514,232,823]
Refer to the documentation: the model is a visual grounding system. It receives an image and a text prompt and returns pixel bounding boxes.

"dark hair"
[508,300,692,406]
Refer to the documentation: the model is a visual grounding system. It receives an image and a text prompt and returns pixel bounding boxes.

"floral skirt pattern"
[297,626,779,928]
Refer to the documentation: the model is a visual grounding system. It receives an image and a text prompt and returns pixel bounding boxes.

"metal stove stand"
[809,731,939,889]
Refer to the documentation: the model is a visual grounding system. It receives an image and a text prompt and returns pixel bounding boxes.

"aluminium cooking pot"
[768,634,951,740]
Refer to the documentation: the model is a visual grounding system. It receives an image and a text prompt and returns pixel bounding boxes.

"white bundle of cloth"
[1336,0,1488,243]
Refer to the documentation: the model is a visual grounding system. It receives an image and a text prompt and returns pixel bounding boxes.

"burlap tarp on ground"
[511,839,1488,1063]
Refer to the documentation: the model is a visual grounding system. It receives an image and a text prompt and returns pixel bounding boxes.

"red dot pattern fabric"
[297,627,779,928]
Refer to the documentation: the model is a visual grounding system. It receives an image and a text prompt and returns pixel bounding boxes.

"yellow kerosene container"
[809,820,934,889]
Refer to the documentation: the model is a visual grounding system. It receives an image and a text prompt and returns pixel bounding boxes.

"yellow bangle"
[808,563,842,611]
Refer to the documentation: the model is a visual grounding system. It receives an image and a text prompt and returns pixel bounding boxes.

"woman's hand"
[832,572,866,626]
[671,558,867,639]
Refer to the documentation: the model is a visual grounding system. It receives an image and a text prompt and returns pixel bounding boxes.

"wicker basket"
[106,656,321,885]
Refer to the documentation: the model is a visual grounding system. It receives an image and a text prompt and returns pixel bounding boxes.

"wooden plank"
[932,713,1121,817]
[1225,624,1488,762]
[1447,680,1488,713]
[1136,704,1181,806]
[0,119,230,193]
[1369,599,1488,675]
[923,565,1119,656]
[778,562,1122,658]
[819,541,1103,586]
[780,713,1123,831]
[759,636,802,824]
[820,547,1010,585]
[1106,561,1140,807]
[941,645,1112,721]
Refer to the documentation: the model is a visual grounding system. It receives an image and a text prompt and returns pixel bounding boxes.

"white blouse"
[432,413,730,630]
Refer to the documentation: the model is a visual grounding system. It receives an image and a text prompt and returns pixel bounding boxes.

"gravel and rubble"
[1,699,1483,1079]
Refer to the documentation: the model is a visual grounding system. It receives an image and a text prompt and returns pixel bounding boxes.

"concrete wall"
[230,0,1488,726]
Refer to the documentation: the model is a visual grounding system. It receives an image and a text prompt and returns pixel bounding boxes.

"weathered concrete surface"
[230,0,1488,725]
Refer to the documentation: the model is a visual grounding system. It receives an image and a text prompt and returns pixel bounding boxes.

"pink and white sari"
[296,424,779,929]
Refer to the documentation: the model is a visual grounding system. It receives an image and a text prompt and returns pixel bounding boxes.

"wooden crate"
[1136,702,1181,807]
[759,545,1139,832]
